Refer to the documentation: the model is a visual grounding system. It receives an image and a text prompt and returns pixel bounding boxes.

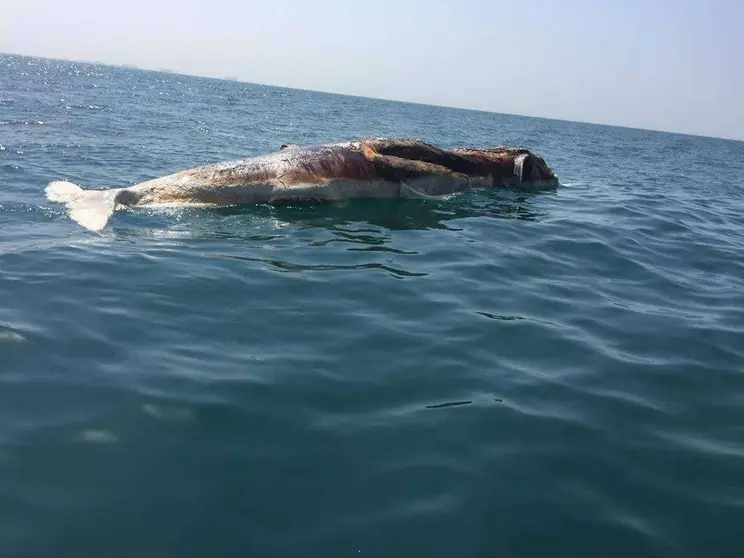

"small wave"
[75,429,119,444]
[0,119,44,126]
[426,400,472,409]
[0,330,26,343]
[64,104,108,111]
[475,311,524,321]
[655,429,744,459]
[218,253,428,279]
[141,402,194,423]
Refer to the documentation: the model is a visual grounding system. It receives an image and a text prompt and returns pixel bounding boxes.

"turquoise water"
[1,52,744,558]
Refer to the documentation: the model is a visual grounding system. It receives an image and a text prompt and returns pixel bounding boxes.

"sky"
[2,0,742,140]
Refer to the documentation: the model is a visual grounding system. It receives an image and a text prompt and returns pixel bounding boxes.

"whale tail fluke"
[45,181,117,231]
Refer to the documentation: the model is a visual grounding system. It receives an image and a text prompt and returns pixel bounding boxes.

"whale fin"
[45,181,117,231]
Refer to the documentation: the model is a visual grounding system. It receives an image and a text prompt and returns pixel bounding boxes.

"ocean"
[1,52,743,558]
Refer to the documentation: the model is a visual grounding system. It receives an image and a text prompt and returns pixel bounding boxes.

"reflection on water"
[228,189,551,231]
[91,189,555,280]
[111,187,554,241]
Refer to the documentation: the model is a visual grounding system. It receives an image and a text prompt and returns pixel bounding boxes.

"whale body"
[45,137,558,231]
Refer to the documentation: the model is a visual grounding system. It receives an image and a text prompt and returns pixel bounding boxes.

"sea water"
[1,53,744,558]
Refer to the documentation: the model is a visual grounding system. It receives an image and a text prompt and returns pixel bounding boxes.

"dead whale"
[45,137,558,231]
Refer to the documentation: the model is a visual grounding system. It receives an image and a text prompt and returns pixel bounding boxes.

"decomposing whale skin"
[45,137,558,231]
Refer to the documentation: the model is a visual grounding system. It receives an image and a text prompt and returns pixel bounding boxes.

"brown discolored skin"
[113,138,558,207]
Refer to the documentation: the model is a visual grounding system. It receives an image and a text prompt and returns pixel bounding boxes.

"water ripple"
[2,53,744,558]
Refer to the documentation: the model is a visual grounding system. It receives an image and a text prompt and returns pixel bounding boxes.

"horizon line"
[2,50,742,144]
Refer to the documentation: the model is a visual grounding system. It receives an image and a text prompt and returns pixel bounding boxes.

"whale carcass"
[45,137,558,231]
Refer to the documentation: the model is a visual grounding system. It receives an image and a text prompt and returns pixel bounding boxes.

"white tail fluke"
[45,181,118,231]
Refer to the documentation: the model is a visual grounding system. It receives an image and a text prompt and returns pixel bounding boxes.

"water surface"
[1,53,744,558]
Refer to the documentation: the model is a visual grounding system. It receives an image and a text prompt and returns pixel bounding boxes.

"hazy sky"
[2,0,742,139]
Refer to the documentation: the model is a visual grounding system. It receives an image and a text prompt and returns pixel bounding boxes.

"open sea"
[1,52,743,558]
